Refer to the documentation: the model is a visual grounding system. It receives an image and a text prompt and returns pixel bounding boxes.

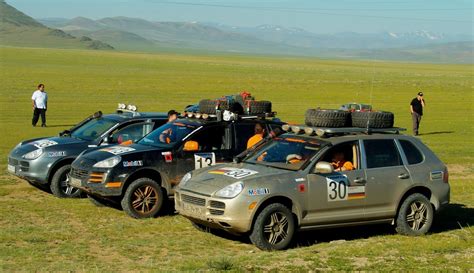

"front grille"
[209,209,224,216]
[181,194,206,206]
[70,167,89,179]
[8,157,19,166]
[210,201,225,209]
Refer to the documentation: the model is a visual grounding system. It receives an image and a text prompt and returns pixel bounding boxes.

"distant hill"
[0,1,114,50]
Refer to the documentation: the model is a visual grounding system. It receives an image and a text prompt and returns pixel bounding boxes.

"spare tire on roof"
[245,100,272,115]
[351,111,394,128]
[198,99,243,114]
[305,109,351,127]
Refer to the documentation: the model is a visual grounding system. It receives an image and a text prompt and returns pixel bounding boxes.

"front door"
[303,141,367,226]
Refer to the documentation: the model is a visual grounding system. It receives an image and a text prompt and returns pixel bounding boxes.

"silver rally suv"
[175,126,450,250]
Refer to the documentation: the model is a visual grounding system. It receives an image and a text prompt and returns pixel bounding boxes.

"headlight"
[215,181,244,198]
[180,172,192,187]
[93,155,121,168]
[23,149,43,160]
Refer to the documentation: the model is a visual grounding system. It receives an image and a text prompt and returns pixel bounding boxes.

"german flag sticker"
[348,186,366,200]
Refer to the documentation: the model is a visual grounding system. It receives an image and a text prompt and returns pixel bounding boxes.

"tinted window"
[364,139,402,168]
[399,140,424,165]
[234,123,258,153]
[71,118,117,141]
[139,122,197,148]
[188,125,228,152]
[110,122,154,144]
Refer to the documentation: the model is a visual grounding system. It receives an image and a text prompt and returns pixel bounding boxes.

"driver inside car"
[331,151,354,171]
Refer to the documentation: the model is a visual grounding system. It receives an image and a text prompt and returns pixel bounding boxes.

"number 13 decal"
[326,175,349,202]
[194,153,216,169]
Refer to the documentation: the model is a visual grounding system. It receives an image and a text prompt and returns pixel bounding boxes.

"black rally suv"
[70,96,283,219]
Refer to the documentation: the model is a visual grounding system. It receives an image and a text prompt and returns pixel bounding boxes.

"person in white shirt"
[32,84,48,127]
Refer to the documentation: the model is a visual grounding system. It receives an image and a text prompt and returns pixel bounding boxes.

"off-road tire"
[304,109,351,127]
[395,193,434,236]
[245,100,272,115]
[351,111,394,128]
[50,164,82,198]
[249,203,295,250]
[88,194,108,207]
[121,178,165,219]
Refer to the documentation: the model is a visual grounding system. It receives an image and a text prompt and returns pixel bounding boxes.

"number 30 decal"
[326,175,349,202]
[194,153,216,169]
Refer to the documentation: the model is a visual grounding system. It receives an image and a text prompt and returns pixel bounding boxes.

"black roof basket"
[282,124,406,137]
[183,109,276,122]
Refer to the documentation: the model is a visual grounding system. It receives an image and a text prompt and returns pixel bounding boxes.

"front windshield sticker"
[100,146,135,155]
[208,167,258,179]
[123,160,143,167]
[33,140,58,148]
[326,175,366,202]
[248,188,270,196]
[47,151,66,157]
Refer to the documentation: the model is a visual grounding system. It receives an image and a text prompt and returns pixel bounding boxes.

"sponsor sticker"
[326,175,366,202]
[248,188,270,196]
[123,160,143,167]
[208,167,258,179]
[33,140,58,148]
[162,151,173,163]
[430,171,443,181]
[47,151,66,157]
[295,178,306,182]
[100,146,135,155]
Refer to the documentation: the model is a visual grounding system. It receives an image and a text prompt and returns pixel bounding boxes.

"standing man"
[32,84,48,127]
[410,91,425,136]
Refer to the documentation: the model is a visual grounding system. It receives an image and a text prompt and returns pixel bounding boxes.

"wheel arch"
[122,168,167,196]
[250,195,302,231]
[47,157,76,184]
[395,186,436,219]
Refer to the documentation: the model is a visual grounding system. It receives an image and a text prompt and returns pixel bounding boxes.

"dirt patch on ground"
[447,164,474,180]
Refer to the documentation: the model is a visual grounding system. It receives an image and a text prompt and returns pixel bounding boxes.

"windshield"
[245,136,325,170]
[71,118,118,141]
[138,121,197,148]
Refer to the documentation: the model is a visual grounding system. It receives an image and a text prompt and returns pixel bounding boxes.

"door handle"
[354,177,366,184]
[398,173,410,179]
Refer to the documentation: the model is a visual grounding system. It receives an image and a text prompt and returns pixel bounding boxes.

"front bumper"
[7,156,49,184]
[69,165,124,197]
[175,189,254,234]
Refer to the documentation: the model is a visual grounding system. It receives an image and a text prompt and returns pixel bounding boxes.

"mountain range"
[1,1,472,63]
[0,0,113,50]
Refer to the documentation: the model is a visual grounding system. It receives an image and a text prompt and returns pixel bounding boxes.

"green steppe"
[0,46,472,271]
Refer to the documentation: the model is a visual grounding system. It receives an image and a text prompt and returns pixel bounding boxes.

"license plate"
[7,164,15,174]
[69,177,82,187]
[182,203,205,218]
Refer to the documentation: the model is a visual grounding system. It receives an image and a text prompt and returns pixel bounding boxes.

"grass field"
[0,46,473,271]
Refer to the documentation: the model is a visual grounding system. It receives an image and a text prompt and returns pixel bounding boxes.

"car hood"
[180,163,291,196]
[79,143,164,163]
[10,136,87,156]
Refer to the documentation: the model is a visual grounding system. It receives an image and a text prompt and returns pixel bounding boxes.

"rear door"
[362,139,413,220]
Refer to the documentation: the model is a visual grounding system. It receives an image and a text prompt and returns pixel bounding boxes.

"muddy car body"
[176,126,450,250]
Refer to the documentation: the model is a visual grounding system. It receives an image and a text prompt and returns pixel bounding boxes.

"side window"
[110,122,154,144]
[234,122,259,153]
[187,125,228,152]
[320,141,359,171]
[364,139,402,168]
[399,140,424,165]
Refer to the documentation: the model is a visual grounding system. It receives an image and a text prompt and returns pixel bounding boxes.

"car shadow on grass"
[210,203,474,249]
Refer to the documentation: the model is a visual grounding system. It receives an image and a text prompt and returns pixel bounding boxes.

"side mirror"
[183,140,199,152]
[314,161,334,174]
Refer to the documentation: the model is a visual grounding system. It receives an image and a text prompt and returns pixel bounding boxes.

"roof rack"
[282,124,406,137]
[183,110,276,122]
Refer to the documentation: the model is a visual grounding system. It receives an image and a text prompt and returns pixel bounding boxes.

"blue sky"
[7,0,473,34]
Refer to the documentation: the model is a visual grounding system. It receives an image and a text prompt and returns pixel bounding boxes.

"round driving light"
[282,124,290,131]
[304,127,314,135]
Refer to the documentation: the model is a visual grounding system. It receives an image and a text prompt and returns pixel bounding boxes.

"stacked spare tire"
[198,92,272,115]
[304,108,394,128]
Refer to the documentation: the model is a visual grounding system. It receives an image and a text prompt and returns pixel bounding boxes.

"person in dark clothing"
[410,91,425,135]
[32,84,48,127]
